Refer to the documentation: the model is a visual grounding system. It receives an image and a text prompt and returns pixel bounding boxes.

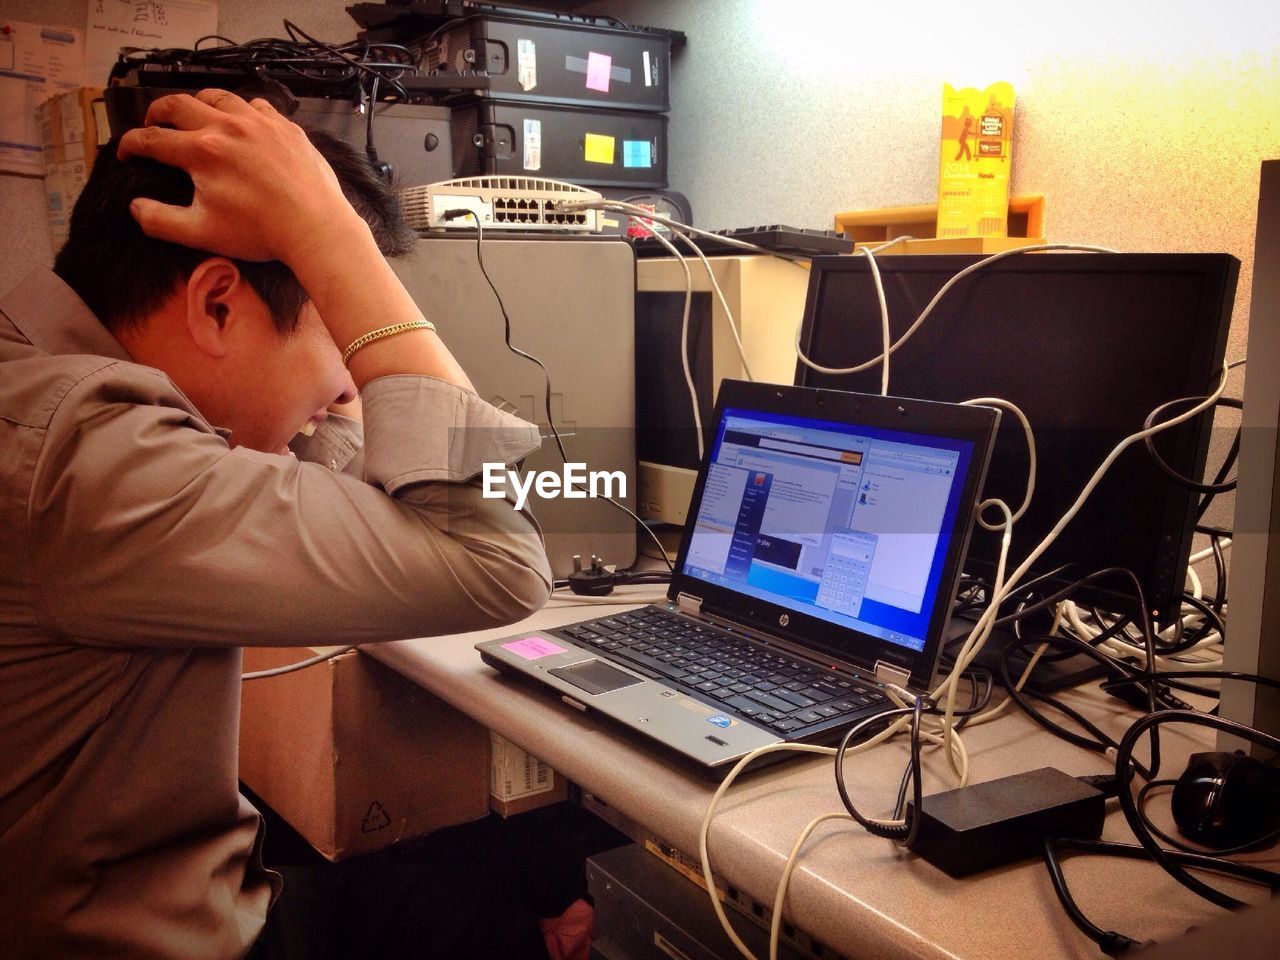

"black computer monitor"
[794,253,1239,622]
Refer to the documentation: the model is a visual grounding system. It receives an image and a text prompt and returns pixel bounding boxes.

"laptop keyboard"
[554,607,887,734]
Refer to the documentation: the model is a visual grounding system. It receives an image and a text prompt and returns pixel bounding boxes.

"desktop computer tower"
[451,99,668,189]
[1221,159,1280,759]
[420,12,672,112]
[392,235,638,578]
[587,844,808,960]
[634,255,811,525]
[293,98,453,190]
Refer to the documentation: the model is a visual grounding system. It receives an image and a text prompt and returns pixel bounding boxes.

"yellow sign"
[937,82,1015,238]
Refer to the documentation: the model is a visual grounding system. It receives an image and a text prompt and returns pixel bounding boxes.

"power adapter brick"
[906,767,1105,877]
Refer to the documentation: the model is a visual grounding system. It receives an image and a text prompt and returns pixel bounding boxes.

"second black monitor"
[794,252,1238,622]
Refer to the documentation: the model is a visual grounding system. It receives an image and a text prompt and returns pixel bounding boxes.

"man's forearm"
[286,216,476,395]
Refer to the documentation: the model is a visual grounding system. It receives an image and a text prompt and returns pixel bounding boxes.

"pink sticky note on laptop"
[502,636,566,660]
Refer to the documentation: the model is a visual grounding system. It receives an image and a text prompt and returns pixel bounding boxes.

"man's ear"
[184,258,243,359]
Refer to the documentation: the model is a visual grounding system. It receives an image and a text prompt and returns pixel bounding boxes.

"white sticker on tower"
[517,38,537,91]
[643,50,653,87]
[522,118,542,171]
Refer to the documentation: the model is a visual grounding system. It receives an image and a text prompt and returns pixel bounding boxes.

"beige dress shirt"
[0,269,553,959]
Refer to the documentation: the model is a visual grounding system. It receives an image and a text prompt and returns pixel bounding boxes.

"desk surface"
[368,589,1274,960]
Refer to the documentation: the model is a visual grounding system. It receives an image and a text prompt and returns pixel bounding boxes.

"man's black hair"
[54,128,417,335]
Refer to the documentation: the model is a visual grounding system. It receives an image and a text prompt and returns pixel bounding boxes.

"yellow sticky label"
[584,132,616,164]
[937,81,1015,238]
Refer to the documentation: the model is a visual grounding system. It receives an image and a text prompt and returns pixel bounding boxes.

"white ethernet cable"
[672,229,756,382]
[241,645,357,680]
[561,198,812,261]
[934,361,1232,754]
[792,243,1121,379]
[962,397,1036,529]
[641,226,705,459]
[568,198,771,461]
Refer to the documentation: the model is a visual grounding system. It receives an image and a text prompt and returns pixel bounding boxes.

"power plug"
[567,554,617,596]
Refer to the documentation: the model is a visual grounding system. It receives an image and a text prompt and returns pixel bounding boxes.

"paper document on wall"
[86,0,219,89]
[0,20,85,176]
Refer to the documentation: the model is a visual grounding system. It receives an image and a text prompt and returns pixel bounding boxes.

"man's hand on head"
[117,89,369,269]
[118,88,476,395]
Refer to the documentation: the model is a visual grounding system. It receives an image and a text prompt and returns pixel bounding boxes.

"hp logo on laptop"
[779,614,790,627]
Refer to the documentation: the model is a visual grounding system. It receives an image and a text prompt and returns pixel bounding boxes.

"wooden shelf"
[834,195,1046,254]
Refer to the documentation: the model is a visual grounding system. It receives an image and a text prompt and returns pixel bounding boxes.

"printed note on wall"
[86,0,218,89]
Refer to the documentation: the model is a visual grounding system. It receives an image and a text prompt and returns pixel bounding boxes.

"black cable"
[993,566,1140,630]
[1042,837,1150,956]
[1010,671,1127,756]
[364,75,381,170]
[1194,522,1232,538]
[130,27,417,102]
[1075,611,1134,652]
[1099,667,1280,702]
[1210,536,1227,614]
[1043,836,1280,956]
[1142,396,1241,495]
[179,29,416,98]
[551,568,671,594]
[1196,426,1242,522]
[1164,593,1226,655]
[463,216,675,573]
[1113,710,1280,910]
[282,20,411,101]
[834,703,925,844]
[834,690,996,847]
[996,634,1183,777]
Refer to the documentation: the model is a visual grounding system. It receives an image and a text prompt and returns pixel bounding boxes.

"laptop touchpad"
[549,660,645,696]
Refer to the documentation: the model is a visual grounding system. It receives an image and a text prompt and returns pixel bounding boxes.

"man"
[0,89,553,958]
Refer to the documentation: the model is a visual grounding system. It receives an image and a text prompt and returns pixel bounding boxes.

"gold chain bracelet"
[341,319,436,365]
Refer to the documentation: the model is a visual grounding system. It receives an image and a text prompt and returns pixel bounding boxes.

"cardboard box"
[489,731,570,817]
[239,647,490,861]
[36,86,106,250]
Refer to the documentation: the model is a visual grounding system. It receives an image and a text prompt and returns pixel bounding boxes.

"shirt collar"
[1,268,133,362]
[1,269,233,441]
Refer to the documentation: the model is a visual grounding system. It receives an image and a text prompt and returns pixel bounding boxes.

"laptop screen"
[680,406,976,655]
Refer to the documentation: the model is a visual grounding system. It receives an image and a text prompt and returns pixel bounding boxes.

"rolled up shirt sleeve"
[30,365,554,649]
[360,375,542,489]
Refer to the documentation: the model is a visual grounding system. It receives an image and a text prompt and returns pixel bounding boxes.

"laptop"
[477,380,999,775]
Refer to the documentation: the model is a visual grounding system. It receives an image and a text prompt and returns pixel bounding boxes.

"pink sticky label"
[585,52,612,92]
[502,636,566,660]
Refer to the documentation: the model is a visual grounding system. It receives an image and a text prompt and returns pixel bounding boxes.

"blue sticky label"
[623,140,652,168]
[707,715,732,728]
